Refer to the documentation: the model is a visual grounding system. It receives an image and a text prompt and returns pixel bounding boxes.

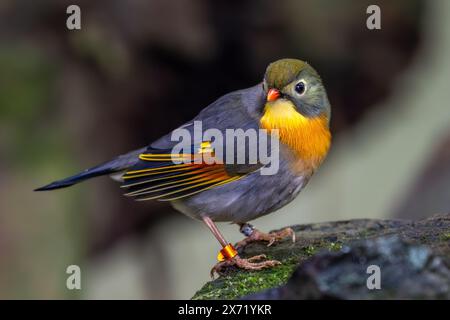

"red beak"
[267,88,280,102]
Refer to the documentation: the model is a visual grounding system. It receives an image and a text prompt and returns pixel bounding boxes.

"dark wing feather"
[121,144,244,201]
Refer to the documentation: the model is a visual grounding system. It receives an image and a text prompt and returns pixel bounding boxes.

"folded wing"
[121,142,245,201]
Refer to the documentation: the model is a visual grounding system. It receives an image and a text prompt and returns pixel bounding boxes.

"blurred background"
[0,0,449,299]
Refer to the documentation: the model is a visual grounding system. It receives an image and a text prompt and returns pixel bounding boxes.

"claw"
[236,227,296,249]
[247,254,267,262]
[210,255,281,278]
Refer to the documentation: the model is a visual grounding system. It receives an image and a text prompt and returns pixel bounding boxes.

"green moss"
[328,242,343,251]
[440,233,450,241]
[192,241,343,300]
[303,245,317,256]
[192,258,298,300]
[193,215,450,300]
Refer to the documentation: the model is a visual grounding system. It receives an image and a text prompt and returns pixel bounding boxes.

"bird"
[35,58,332,276]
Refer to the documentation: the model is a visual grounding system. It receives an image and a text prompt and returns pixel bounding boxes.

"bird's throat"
[260,100,331,169]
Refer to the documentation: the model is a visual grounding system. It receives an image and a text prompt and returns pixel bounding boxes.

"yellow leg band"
[217,243,238,261]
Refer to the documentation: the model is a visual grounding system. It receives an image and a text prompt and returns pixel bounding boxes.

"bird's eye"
[295,81,306,95]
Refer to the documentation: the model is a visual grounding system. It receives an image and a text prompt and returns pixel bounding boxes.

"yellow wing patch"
[121,142,243,201]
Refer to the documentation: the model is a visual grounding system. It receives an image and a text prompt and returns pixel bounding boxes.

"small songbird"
[36,59,331,276]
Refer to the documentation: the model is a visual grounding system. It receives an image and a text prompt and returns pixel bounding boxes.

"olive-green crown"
[264,58,319,89]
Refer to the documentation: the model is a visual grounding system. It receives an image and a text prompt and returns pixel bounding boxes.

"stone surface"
[192,213,450,300]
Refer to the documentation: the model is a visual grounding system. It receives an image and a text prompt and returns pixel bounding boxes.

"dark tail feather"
[34,147,147,191]
[34,165,115,191]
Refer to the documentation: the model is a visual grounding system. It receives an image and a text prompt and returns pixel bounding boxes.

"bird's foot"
[210,254,281,278]
[235,224,296,249]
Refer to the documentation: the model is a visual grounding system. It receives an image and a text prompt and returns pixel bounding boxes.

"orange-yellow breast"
[260,100,331,171]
